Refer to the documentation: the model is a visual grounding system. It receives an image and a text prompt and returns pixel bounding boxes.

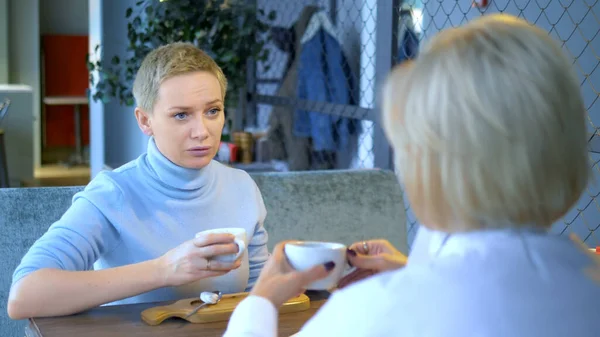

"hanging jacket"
[293,28,359,152]
[264,6,319,171]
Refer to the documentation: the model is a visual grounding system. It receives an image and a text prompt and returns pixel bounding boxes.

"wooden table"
[26,291,329,337]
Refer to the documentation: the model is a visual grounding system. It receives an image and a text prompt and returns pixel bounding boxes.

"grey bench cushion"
[0,169,406,336]
[253,170,407,252]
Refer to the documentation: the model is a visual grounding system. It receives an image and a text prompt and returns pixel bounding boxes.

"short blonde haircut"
[383,14,590,231]
[133,42,228,112]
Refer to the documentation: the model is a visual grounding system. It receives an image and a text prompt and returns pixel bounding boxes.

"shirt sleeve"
[226,275,389,337]
[246,181,270,291]
[290,287,375,336]
[11,174,123,286]
[224,295,278,337]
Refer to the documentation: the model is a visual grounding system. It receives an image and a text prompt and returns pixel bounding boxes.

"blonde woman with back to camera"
[223,14,600,337]
[8,42,269,319]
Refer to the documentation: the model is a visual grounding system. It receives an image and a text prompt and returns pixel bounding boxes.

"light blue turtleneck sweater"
[12,137,269,305]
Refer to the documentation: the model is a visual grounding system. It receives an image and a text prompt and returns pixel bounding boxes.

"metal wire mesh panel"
[400,0,600,248]
[254,0,379,171]
[252,0,600,248]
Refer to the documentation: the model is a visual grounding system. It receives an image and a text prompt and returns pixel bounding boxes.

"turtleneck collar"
[142,137,216,194]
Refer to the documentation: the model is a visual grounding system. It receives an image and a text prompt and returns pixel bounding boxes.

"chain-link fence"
[251,0,381,171]
[249,0,600,249]
[399,0,600,249]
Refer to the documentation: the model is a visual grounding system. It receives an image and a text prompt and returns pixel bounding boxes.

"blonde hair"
[133,42,228,112]
[383,14,590,231]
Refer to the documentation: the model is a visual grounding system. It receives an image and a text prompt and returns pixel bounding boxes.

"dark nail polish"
[324,261,336,271]
[347,248,357,257]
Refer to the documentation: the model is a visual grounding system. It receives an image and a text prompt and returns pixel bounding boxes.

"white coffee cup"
[195,228,247,263]
[284,241,355,290]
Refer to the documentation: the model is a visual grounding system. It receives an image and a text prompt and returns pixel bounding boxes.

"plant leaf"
[89,0,274,110]
[221,51,235,62]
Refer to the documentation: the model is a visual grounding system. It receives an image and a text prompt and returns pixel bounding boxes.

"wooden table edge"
[27,291,329,336]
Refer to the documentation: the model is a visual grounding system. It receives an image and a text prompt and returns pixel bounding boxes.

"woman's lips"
[187,147,211,157]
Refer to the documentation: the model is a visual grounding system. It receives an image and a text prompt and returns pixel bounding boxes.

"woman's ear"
[135,107,153,136]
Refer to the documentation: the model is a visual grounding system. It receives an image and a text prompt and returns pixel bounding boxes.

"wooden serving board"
[141,292,310,325]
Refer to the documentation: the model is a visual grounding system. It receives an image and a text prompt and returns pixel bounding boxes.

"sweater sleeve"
[245,181,270,291]
[11,174,123,286]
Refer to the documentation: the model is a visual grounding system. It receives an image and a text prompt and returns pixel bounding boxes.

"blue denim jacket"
[294,28,359,152]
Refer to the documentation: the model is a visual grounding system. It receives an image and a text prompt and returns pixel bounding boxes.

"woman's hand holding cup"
[250,241,334,308]
[155,231,245,287]
[338,239,407,289]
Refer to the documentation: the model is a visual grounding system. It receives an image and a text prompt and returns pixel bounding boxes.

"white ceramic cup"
[284,241,355,290]
[195,228,247,263]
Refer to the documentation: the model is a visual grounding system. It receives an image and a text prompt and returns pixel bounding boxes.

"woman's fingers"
[349,239,386,255]
[348,252,406,272]
[193,233,235,247]
[349,241,369,255]
[200,270,229,278]
[198,258,241,272]
[349,239,398,256]
[196,242,239,258]
[290,262,332,287]
[348,253,386,270]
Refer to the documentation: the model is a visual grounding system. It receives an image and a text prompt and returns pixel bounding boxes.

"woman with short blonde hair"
[8,42,269,319]
[385,15,589,232]
[224,14,600,337]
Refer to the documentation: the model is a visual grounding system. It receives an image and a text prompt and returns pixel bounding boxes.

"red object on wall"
[472,0,489,8]
[42,35,90,147]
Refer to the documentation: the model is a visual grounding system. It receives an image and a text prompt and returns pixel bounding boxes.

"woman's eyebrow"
[204,99,223,105]
[167,99,222,111]
[167,106,192,111]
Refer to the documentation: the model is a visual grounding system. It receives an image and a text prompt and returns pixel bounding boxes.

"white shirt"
[224,227,600,336]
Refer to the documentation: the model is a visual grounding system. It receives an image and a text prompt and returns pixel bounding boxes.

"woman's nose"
[190,118,209,139]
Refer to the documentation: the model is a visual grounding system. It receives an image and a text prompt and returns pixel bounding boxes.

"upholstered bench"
[0,169,407,336]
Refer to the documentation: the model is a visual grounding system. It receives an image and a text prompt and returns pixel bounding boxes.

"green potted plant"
[87,0,275,123]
